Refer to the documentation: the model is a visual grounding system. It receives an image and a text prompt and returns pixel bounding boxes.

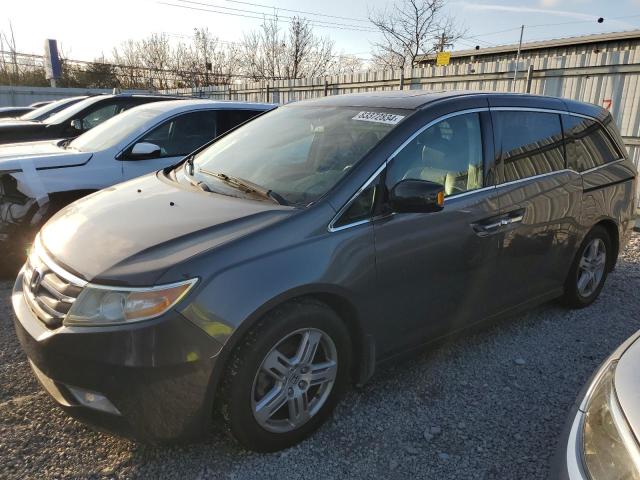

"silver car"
[553,329,640,479]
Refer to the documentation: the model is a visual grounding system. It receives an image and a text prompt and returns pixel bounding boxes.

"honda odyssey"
[12,91,636,451]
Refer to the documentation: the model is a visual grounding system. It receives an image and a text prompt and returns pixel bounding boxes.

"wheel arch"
[207,286,373,415]
[593,218,620,271]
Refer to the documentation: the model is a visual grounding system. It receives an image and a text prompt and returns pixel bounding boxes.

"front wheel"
[562,226,611,308]
[219,299,351,452]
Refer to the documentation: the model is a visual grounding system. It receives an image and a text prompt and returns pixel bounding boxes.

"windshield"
[20,97,85,122]
[190,105,408,205]
[69,104,166,152]
[43,96,106,125]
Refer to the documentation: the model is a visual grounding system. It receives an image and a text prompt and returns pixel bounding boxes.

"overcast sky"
[3,0,640,62]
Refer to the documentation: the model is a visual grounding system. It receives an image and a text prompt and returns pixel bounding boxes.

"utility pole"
[512,25,525,92]
[435,32,452,53]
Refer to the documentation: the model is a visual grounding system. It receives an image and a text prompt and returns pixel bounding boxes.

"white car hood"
[0,139,66,160]
[0,141,92,172]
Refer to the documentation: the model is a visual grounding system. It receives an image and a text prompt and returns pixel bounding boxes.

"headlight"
[582,361,640,479]
[64,279,197,326]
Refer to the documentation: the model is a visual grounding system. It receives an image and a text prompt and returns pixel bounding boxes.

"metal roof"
[416,29,640,63]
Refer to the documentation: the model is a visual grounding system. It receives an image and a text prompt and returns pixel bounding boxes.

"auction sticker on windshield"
[352,111,405,125]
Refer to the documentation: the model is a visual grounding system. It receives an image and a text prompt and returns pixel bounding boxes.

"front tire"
[219,299,351,452]
[562,225,611,308]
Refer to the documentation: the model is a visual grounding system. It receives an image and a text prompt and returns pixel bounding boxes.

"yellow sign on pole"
[436,51,451,66]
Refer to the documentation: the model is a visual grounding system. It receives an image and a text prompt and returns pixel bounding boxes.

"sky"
[2,0,640,63]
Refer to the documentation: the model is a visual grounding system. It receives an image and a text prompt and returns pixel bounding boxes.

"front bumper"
[12,269,224,442]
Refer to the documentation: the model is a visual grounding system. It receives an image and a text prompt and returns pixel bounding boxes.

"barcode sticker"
[352,111,405,125]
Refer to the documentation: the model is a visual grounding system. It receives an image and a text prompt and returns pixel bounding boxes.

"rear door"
[371,104,504,352]
[490,105,582,309]
[121,109,218,180]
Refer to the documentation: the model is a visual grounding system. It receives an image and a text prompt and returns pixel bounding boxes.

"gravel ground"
[2,235,640,480]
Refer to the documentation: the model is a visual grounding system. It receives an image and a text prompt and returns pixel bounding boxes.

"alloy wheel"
[577,238,607,298]
[251,328,338,433]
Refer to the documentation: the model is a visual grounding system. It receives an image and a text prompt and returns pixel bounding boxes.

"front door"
[372,110,502,353]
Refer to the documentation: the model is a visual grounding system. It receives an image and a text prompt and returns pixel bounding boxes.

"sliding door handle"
[505,214,523,225]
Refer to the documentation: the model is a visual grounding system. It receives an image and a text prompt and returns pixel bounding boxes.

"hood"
[0,119,40,127]
[40,172,294,285]
[614,335,640,443]
[0,146,92,173]
[0,121,47,144]
[0,139,66,160]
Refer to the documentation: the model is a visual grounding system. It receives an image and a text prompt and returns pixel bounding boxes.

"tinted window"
[333,181,377,228]
[80,103,120,129]
[138,110,217,158]
[563,115,621,172]
[218,109,264,135]
[386,112,484,196]
[495,111,564,183]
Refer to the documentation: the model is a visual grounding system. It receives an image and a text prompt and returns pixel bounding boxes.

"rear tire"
[219,299,351,452]
[562,225,611,309]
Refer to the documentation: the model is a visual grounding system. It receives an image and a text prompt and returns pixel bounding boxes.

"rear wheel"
[219,299,351,452]
[562,226,611,308]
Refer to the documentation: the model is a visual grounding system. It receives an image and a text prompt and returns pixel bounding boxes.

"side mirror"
[129,142,162,160]
[70,119,84,131]
[389,179,445,213]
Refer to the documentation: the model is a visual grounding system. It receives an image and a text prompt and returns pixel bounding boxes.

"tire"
[219,299,352,452]
[562,225,611,309]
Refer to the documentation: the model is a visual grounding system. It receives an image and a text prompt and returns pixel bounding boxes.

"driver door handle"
[471,209,525,236]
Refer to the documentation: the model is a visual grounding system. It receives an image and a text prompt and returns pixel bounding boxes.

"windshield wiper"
[199,169,288,205]
[58,138,72,149]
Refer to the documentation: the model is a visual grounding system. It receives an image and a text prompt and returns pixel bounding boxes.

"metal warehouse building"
[414,30,640,164]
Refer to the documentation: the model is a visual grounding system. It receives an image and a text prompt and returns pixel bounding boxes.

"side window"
[218,109,264,135]
[333,180,378,229]
[137,111,218,158]
[563,115,621,172]
[386,112,484,197]
[80,103,119,129]
[494,111,564,183]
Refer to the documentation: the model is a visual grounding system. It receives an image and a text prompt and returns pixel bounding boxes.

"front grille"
[22,247,84,329]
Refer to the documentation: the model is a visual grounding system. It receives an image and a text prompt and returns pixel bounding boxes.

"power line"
[162,0,378,33]
[216,0,370,23]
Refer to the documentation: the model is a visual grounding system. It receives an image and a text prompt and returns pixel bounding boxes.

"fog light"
[67,386,121,415]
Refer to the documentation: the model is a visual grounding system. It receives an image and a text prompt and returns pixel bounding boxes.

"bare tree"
[328,54,365,75]
[369,0,464,70]
[112,40,144,89]
[0,21,19,83]
[241,15,336,81]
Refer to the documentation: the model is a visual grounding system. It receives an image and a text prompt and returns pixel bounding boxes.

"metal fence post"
[324,79,328,96]
[399,70,405,90]
[525,65,534,93]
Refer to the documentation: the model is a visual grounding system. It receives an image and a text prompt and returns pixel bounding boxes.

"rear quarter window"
[562,115,622,172]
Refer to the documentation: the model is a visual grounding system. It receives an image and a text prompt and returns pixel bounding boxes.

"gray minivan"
[11,91,637,451]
